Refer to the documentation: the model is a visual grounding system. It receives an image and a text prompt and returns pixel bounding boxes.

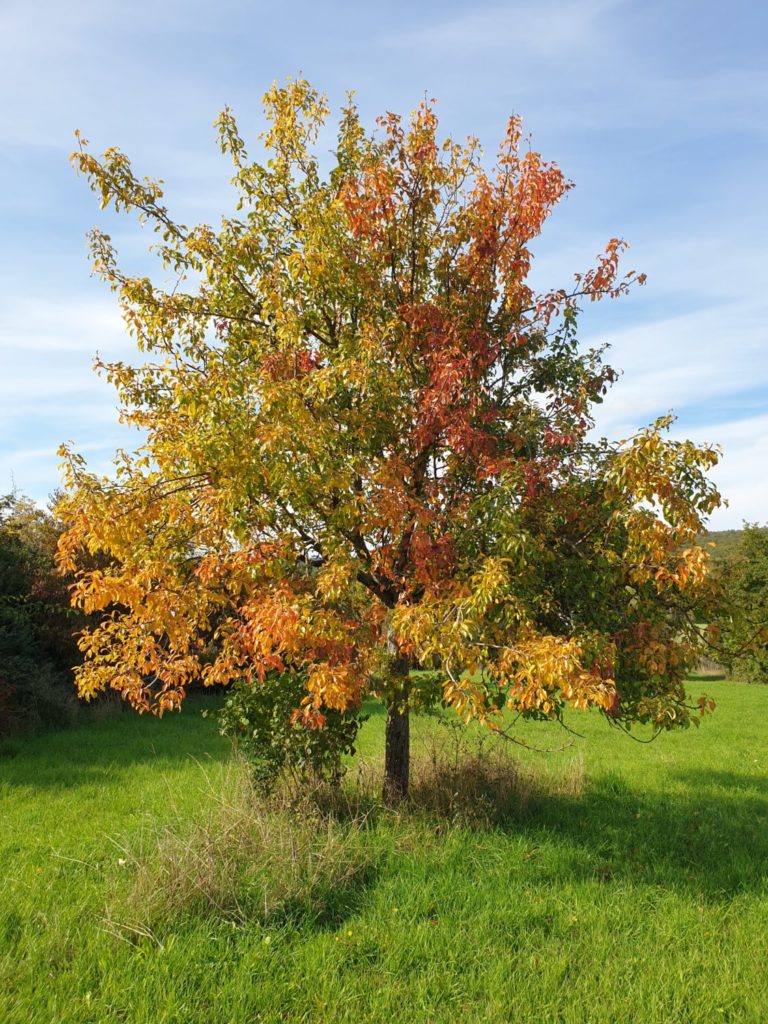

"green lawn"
[1,682,767,1023]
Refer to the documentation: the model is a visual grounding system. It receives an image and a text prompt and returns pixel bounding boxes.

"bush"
[715,524,768,683]
[0,658,81,734]
[0,493,84,735]
[214,672,367,791]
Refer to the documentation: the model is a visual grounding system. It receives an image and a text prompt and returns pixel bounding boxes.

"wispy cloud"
[0,297,126,353]
[390,0,625,60]
[673,413,768,529]
[592,299,767,435]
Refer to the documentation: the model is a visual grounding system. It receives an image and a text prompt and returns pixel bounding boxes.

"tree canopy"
[58,80,721,797]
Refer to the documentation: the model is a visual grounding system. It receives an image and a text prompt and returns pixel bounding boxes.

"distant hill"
[700,529,743,563]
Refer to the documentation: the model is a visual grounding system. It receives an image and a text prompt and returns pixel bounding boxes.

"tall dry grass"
[107,733,585,935]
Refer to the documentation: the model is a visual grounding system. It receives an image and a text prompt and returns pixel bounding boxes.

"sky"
[0,0,765,528]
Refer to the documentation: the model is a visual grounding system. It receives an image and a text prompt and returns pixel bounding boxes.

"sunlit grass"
[1,681,767,1023]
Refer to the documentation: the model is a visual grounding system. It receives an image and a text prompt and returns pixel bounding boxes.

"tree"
[58,80,721,800]
[715,524,768,682]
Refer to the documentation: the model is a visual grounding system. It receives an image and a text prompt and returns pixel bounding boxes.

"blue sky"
[0,0,765,527]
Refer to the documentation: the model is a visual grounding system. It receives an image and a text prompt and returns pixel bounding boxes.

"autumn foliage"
[59,80,721,797]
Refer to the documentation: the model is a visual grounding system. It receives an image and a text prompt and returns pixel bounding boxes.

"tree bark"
[383,627,410,804]
[384,688,410,804]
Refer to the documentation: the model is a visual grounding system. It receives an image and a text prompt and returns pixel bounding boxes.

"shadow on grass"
[671,767,768,795]
[0,699,229,791]
[113,860,381,946]
[124,765,767,940]
[322,745,768,903]
[258,861,381,933]
[520,772,768,899]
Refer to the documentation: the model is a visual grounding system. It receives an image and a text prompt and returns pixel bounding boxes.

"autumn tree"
[59,81,721,800]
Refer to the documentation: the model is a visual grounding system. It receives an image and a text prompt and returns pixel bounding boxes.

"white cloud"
[674,413,768,529]
[0,432,127,501]
[584,300,768,529]
[0,437,118,470]
[591,300,767,435]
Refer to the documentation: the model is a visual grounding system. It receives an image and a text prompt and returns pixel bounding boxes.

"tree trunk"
[383,627,410,804]
[384,689,410,804]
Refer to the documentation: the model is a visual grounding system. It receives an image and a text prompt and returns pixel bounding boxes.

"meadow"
[1,680,767,1024]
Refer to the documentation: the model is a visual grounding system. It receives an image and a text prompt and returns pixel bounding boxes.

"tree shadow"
[670,767,768,795]
[0,701,229,791]
[259,861,382,933]
[492,769,768,900]
[324,744,768,901]
[335,708,768,902]
[116,861,382,945]
[5,696,767,907]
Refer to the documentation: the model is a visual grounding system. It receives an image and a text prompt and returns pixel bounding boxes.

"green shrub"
[214,671,366,791]
[0,493,84,735]
[716,523,768,683]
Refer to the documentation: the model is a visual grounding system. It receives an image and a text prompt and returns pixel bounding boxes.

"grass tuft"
[111,757,382,933]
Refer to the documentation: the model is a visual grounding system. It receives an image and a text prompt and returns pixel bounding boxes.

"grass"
[1,683,767,1023]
